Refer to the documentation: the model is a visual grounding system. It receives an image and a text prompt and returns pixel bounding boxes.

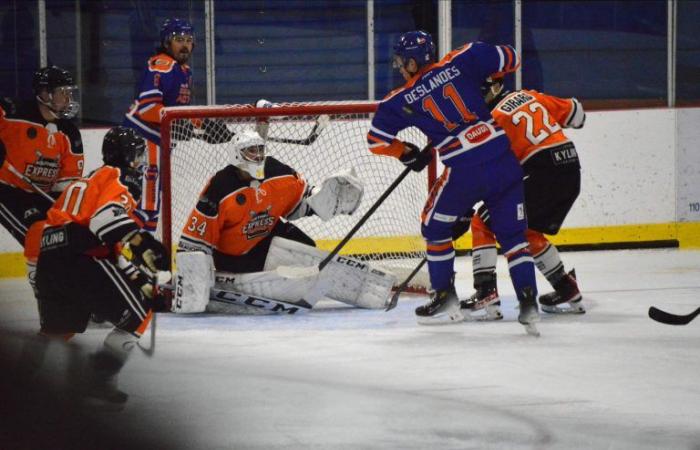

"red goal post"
[160,102,436,291]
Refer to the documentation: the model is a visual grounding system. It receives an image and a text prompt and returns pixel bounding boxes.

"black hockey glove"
[200,118,235,144]
[128,231,170,274]
[451,208,475,240]
[399,142,433,172]
[0,139,6,167]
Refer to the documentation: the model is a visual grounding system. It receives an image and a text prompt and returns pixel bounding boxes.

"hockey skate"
[518,287,540,337]
[539,269,584,314]
[415,284,463,325]
[82,353,129,411]
[459,273,502,321]
[82,374,128,411]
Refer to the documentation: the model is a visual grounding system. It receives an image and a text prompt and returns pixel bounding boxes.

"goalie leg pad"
[214,269,319,308]
[265,237,397,309]
[172,251,214,313]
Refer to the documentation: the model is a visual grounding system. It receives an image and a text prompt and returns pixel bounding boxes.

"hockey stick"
[137,312,157,357]
[302,163,417,305]
[385,257,427,311]
[648,306,700,325]
[267,114,329,146]
[5,161,55,203]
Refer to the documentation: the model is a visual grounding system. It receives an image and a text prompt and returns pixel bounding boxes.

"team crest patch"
[236,193,246,205]
[243,207,275,240]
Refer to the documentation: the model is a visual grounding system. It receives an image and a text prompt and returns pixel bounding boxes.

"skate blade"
[82,397,127,412]
[522,322,541,337]
[541,302,585,315]
[416,308,464,326]
[462,306,503,322]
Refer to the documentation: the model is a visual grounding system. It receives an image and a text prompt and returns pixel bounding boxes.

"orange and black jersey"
[179,157,307,257]
[490,90,583,165]
[0,97,83,193]
[45,166,143,248]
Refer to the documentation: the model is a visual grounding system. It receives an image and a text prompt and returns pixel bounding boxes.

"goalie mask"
[32,66,80,119]
[230,129,266,179]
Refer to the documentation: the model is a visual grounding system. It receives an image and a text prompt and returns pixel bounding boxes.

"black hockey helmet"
[102,126,147,171]
[32,66,80,119]
[32,66,74,94]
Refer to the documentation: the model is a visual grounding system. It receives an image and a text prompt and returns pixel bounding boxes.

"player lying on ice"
[172,129,400,314]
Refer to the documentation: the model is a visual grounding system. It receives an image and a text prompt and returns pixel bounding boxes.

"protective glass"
[131,148,148,173]
[50,85,80,119]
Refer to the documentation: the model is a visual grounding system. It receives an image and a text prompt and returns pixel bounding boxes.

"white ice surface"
[2,249,700,449]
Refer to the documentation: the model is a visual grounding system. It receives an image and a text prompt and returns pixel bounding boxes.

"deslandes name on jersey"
[403,66,461,104]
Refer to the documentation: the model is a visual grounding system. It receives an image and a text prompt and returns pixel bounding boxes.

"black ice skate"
[518,287,540,337]
[539,269,584,314]
[82,353,129,411]
[415,284,463,325]
[459,273,502,321]
[83,374,128,411]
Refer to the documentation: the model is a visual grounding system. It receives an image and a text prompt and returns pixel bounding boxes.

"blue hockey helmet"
[160,18,194,46]
[393,31,436,69]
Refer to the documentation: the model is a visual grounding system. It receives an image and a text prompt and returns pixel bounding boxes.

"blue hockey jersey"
[368,42,520,167]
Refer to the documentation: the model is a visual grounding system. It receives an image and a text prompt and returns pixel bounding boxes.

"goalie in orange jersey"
[462,77,586,319]
[20,127,170,407]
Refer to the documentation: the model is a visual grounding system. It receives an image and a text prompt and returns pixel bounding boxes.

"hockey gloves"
[128,231,170,275]
[451,208,475,240]
[399,142,433,172]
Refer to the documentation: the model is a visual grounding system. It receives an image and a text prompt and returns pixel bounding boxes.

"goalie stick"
[301,153,424,305]
[267,114,329,146]
[385,257,427,311]
[648,306,700,325]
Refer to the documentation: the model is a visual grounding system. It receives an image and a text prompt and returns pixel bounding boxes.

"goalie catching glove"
[399,142,433,172]
[289,168,364,221]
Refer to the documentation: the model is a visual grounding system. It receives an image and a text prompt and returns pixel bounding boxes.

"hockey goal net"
[160,102,433,291]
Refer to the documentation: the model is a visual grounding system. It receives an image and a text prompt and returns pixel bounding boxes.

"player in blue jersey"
[123,18,233,232]
[367,31,539,334]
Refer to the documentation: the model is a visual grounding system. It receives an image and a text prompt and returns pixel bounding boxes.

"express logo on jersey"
[24,153,60,187]
[243,207,275,240]
[464,123,492,144]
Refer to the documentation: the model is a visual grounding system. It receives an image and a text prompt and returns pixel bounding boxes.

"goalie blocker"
[172,236,397,314]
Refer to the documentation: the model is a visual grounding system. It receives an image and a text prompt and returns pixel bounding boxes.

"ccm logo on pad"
[464,124,492,144]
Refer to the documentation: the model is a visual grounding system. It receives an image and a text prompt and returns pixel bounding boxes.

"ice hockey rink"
[1,248,699,449]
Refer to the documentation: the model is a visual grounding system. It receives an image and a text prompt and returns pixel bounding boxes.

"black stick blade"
[648,306,700,325]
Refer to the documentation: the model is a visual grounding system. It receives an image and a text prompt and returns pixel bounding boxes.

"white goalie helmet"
[230,129,266,179]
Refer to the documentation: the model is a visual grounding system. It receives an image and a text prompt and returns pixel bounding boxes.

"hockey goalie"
[173,129,397,314]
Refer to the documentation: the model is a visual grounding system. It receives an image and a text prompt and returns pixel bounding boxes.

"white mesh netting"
[161,102,431,290]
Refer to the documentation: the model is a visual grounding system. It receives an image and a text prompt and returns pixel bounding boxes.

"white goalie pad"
[306,167,364,221]
[210,270,318,314]
[172,251,215,313]
[264,237,397,309]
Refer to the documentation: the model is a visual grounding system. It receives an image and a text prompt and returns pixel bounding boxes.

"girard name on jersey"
[403,66,461,104]
[497,91,535,113]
